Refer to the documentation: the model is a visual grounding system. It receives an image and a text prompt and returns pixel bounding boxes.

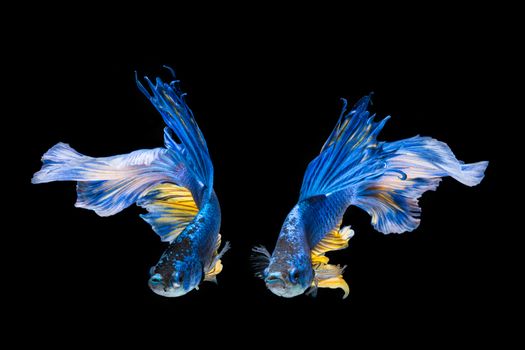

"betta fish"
[32,69,228,297]
[253,95,488,298]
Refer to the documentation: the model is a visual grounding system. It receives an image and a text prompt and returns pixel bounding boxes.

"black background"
[8,8,512,344]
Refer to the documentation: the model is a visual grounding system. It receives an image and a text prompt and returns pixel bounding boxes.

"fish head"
[148,256,203,297]
[265,256,314,298]
[253,242,314,298]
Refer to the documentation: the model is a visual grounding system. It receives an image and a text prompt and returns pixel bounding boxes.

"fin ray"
[204,235,230,282]
[300,96,488,238]
[136,74,214,193]
[32,143,182,217]
[310,222,354,299]
[138,183,199,243]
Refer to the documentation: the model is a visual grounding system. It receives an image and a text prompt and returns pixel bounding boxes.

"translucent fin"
[312,263,349,299]
[138,183,199,243]
[32,142,89,184]
[251,245,271,278]
[204,235,230,282]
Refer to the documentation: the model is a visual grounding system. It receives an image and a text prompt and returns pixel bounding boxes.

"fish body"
[33,70,227,297]
[265,205,312,298]
[264,193,349,298]
[149,191,223,296]
[256,96,488,298]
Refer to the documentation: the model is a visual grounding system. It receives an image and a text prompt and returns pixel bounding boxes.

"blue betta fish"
[32,70,228,297]
[253,96,488,298]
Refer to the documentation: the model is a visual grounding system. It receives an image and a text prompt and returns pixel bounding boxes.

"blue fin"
[300,96,390,199]
[32,143,182,217]
[300,97,488,236]
[32,71,214,244]
[136,72,214,193]
[352,136,488,233]
[31,142,88,182]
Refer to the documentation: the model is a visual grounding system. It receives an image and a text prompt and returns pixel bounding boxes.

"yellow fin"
[204,260,223,282]
[310,222,354,299]
[311,254,329,265]
[317,275,350,299]
[311,221,354,257]
[140,183,199,242]
[312,262,350,299]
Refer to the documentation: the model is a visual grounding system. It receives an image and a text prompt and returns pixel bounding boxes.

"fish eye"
[289,268,300,284]
[150,273,163,285]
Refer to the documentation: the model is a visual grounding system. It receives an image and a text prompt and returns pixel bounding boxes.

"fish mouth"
[265,271,307,298]
[265,273,286,288]
[265,272,289,296]
[265,279,286,290]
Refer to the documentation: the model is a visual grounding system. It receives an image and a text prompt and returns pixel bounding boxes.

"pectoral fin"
[203,234,230,283]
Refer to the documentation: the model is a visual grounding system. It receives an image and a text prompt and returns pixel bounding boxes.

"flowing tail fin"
[352,136,488,233]
[32,142,179,216]
[32,142,88,183]
[300,97,488,236]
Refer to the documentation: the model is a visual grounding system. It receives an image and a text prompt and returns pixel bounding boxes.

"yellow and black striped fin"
[138,183,199,243]
[204,234,230,283]
[310,222,354,299]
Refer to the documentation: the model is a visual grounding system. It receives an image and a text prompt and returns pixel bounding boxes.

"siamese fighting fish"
[32,70,228,297]
[253,96,488,298]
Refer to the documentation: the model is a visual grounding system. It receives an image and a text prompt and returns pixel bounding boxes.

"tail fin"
[354,136,488,233]
[455,160,488,187]
[31,142,88,183]
[300,97,488,235]
[32,143,179,216]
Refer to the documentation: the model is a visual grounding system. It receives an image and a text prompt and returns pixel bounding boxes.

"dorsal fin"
[310,222,354,298]
[136,73,214,192]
